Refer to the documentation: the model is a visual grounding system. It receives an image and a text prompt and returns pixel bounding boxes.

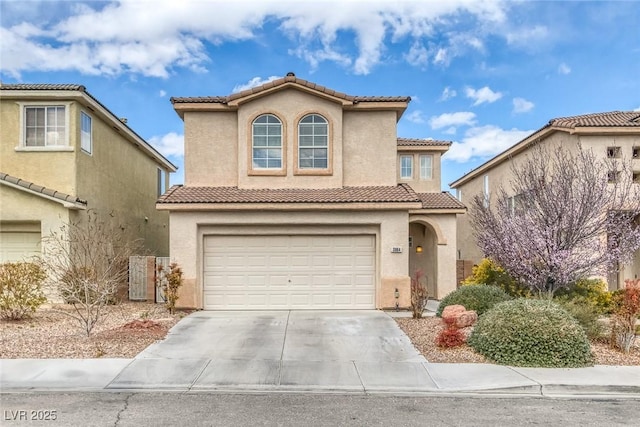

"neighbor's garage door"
[203,235,375,310]
[0,232,41,263]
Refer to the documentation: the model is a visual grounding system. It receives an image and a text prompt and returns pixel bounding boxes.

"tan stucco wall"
[0,99,77,195]
[343,110,398,186]
[75,107,170,255]
[453,132,640,287]
[167,209,411,309]
[397,150,443,193]
[184,111,238,186]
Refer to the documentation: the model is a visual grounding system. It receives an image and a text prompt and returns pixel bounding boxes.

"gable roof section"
[0,83,177,172]
[450,111,640,188]
[170,73,410,119]
[417,192,465,210]
[397,138,452,152]
[0,172,87,210]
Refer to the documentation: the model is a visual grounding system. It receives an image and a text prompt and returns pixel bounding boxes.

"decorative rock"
[455,310,478,328]
[441,304,466,322]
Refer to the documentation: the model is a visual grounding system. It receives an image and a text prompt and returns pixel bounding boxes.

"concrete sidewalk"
[1,358,639,397]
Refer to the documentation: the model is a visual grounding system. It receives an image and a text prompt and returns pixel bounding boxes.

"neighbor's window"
[633,171,640,184]
[24,106,67,147]
[298,114,328,169]
[81,112,92,154]
[607,171,620,183]
[633,147,639,159]
[607,147,621,158]
[456,188,462,202]
[483,175,490,207]
[400,155,413,179]
[419,154,433,180]
[157,168,166,196]
[252,114,282,169]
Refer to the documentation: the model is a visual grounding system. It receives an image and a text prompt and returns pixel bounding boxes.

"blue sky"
[2,0,639,189]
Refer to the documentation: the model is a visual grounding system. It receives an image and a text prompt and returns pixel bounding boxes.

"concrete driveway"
[108,310,432,391]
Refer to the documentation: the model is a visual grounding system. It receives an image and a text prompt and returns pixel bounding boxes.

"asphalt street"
[1,392,638,427]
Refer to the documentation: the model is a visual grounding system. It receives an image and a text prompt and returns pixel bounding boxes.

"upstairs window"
[633,147,639,159]
[24,106,67,147]
[252,114,282,169]
[483,175,490,207]
[607,146,621,158]
[298,114,328,169]
[419,155,433,180]
[80,112,92,154]
[400,155,413,179]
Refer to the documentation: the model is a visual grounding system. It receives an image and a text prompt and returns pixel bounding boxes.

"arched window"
[298,114,328,169]
[252,114,282,169]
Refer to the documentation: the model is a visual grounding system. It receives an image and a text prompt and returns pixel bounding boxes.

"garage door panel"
[203,235,375,310]
[0,231,42,263]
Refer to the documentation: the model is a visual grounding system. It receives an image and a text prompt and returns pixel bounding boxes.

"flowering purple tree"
[470,144,640,297]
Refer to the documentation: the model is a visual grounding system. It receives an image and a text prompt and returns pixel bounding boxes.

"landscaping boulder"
[441,304,466,321]
[455,310,478,328]
[441,304,478,328]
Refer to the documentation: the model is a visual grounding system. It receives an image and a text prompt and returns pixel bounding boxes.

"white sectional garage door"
[0,232,41,263]
[203,235,375,310]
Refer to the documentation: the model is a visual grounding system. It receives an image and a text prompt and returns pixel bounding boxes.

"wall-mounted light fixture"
[416,245,423,253]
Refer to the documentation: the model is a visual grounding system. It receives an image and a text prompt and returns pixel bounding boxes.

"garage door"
[203,235,375,310]
[0,232,42,263]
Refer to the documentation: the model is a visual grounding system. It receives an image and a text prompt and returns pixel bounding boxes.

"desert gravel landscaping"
[0,302,183,359]
[396,316,640,366]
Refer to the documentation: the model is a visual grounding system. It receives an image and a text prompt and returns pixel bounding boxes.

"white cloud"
[429,112,476,129]
[440,86,457,101]
[558,63,571,75]
[159,90,166,97]
[405,110,426,124]
[0,0,510,78]
[233,75,280,93]
[443,126,457,135]
[505,25,548,46]
[445,125,532,162]
[148,132,184,158]
[465,86,503,106]
[512,97,534,113]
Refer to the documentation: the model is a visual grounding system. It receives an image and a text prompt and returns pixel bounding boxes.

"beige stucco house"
[0,84,177,264]
[450,111,640,290]
[157,73,464,310]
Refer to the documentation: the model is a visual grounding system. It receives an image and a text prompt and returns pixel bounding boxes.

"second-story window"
[252,114,282,169]
[400,155,413,179]
[81,112,92,154]
[24,106,66,147]
[419,155,433,180]
[298,114,328,169]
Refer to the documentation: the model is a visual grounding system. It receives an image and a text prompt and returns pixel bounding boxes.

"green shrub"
[461,258,531,298]
[556,299,603,340]
[468,299,594,367]
[0,262,47,320]
[436,285,511,317]
[555,278,613,314]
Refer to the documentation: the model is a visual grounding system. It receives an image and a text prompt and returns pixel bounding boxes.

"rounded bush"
[467,299,594,368]
[436,285,511,317]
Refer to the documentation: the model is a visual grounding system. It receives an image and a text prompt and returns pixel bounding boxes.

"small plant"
[436,316,466,348]
[158,262,183,315]
[556,298,604,340]
[461,258,531,298]
[436,285,511,317]
[410,269,428,319]
[468,299,594,367]
[0,262,47,320]
[610,279,640,354]
[555,278,613,314]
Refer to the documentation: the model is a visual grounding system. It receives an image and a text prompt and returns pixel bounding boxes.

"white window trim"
[297,114,329,170]
[400,155,413,179]
[16,101,72,151]
[419,154,433,180]
[80,111,93,155]
[252,114,283,170]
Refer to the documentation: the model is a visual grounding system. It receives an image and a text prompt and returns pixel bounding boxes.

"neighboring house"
[157,73,464,310]
[0,84,177,265]
[450,111,640,290]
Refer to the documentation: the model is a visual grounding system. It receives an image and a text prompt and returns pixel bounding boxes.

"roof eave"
[0,180,87,210]
[156,201,423,211]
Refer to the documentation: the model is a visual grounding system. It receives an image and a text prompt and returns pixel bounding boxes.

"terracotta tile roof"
[549,111,640,128]
[171,73,410,105]
[158,184,421,204]
[0,172,87,207]
[0,83,86,91]
[397,138,452,147]
[417,192,465,210]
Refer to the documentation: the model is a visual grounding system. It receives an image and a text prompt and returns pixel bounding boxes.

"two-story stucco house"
[450,111,640,290]
[157,73,464,310]
[0,84,177,264]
